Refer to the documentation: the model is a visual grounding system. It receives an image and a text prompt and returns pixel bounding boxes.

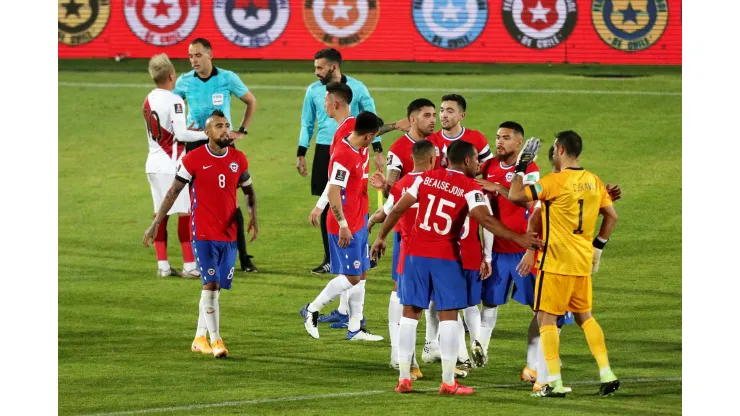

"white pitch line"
[80,376,681,416]
[57,82,681,96]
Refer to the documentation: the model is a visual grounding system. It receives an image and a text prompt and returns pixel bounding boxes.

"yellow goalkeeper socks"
[581,317,615,381]
[539,325,561,383]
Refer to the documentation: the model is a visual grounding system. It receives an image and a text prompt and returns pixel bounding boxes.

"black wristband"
[372,142,383,153]
[592,238,608,250]
[297,146,308,157]
[238,126,247,135]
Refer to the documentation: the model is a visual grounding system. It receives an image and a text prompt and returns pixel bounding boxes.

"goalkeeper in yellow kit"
[507,131,620,398]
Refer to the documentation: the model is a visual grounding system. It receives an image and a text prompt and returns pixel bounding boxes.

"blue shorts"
[392,231,402,281]
[193,240,237,290]
[557,311,575,326]
[400,256,468,311]
[481,252,535,306]
[329,227,370,275]
[464,269,482,307]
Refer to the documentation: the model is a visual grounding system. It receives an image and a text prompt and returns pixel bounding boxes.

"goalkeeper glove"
[515,137,542,174]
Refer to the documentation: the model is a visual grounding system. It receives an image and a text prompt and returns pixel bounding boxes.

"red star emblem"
[152,0,172,18]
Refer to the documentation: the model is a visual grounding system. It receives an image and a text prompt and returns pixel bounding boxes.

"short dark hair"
[325,82,353,105]
[407,98,435,117]
[548,145,555,163]
[441,94,466,112]
[555,130,583,157]
[446,140,476,165]
[412,140,436,160]
[354,111,384,135]
[499,121,524,136]
[314,48,342,65]
[210,109,225,118]
[190,38,212,51]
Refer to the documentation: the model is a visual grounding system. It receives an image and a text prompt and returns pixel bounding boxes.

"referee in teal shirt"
[174,38,258,273]
[297,48,407,274]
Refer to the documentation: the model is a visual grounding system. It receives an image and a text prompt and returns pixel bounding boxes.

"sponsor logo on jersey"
[124,0,200,46]
[412,0,488,49]
[335,169,347,181]
[592,0,668,52]
[303,0,379,48]
[505,171,515,182]
[214,0,290,48]
[502,0,577,49]
[230,162,239,172]
[207,268,216,275]
[174,103,183,113]
[474,192,484,203]
[58,0,111,46]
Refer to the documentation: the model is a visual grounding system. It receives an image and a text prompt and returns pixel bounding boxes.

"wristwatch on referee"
[238,126,248,135]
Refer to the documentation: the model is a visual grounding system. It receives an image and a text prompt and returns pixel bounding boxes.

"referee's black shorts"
[311,144,331,196]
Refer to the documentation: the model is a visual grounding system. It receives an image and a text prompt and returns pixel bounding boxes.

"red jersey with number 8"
[177,145,249,242]
[406,169,490,262]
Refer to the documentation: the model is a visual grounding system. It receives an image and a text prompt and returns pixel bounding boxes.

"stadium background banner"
[58,0,681,65]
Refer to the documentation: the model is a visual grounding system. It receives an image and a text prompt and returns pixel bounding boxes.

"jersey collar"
[338,116,354,130]
[196,66,219,83]
[205,143,229,158]
[442,127,465,141]
[499,159,516,169]
[342,137,360,153]
[446,168,464,175]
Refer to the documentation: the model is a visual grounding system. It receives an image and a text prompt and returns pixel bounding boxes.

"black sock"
[320,206,330,263]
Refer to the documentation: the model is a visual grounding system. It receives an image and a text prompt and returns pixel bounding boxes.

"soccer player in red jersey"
[427,94,493,170]
[384,99,437,194]
[475,121,543,377]
[142,54,209,278]
[143,110,258,358]
[423,94,493,367]
[368,140,437,379]
[371,140,542,395]
[301,112,386,341]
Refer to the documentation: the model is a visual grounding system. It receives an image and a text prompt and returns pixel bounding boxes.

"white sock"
[479,305,498,353]
[439,320,459,385]
[398,317,418,380]
[536,337,549,385]
[338,291,350,315]
[308,275,353,313]
[526,314,539,370]
[348,280,366,332]
[463,305,481,348]
[425,301,439,343]
[457,314,470,362]
[388,291,402,363]
[201,290,220,343]
[158,260,170,270]
[214,290,221,333]
[195,295,207,337]
[183,261,197,272]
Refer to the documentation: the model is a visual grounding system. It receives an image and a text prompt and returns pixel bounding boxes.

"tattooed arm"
[328,184,353,248]
[143,179,186,246]
[383,169,401,198]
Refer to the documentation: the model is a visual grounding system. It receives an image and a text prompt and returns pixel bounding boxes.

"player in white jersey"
[143,54,209,278]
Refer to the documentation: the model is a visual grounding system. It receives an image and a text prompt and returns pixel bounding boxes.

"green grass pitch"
[58,63,681,415]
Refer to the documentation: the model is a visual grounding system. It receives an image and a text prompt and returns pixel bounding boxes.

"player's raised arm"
[171,97,208,142]
[296,86,317,177]
[368,193,396,232]
[143,177,187,247]
[508,137,544,204]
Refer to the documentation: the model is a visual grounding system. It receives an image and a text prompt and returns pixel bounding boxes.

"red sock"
[154,215,169,261]
[179,215,195,263]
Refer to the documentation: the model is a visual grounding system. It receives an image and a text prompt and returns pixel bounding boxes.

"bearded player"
[143,110,258,358]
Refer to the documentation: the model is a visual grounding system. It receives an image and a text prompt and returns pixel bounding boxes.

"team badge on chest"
[230,162,239,172]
